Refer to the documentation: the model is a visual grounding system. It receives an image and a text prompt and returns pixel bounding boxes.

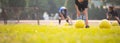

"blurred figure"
[43,12,49,20]
[54,13,59,20]
[75,0,89,28]
[58,6,72,25]
[106,6,120,25]
[50,13,54,20]
[0,8,8,24]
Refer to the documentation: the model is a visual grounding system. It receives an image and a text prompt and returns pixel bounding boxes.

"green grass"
[0,24,120,43]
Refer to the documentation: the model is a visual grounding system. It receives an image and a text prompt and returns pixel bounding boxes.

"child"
[106,6,120,25]
[75,0,89,28]
[58,6,72,25]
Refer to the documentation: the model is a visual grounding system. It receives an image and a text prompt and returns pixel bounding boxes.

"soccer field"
[0,20,120,43]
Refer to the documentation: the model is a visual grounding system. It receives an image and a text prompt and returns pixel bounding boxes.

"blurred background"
[0,0,120,21]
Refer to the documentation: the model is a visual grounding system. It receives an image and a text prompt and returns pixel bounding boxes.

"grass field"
[0,24,120,43]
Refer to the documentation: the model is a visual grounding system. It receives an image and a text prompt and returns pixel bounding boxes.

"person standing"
[75,0,89,28]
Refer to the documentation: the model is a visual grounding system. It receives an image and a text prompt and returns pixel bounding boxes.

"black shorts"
[75,0,88,12]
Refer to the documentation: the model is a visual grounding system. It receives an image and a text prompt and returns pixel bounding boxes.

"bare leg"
[59,19,61,24]
[58,17,63,25]
[114,16,120,25]
[83,8,89,27]
[76,9,81,19]
[66,16,72,24]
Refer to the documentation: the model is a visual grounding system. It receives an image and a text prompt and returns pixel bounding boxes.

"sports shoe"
[85,25,90,28]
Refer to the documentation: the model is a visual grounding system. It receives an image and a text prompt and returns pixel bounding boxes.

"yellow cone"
[99,19,111,29]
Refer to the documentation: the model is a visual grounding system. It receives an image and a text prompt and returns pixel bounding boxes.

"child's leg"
[4,18,7,24]
[114,16,120,25]
[83,8,89,28]
[77,14,83,20]
[66,16,72,24]
[59,14,65,24]
[59,19,61,24]
[66,19,69,23]
[76,9,81,19]
[65,17,70,23]
[59,17,62,24]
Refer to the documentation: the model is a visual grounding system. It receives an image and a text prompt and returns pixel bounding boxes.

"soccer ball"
[112,21,119,26]
[74,20,85,28]
[99,19,111,29]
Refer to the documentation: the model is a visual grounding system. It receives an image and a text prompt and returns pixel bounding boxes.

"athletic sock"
[82,15,86,22]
